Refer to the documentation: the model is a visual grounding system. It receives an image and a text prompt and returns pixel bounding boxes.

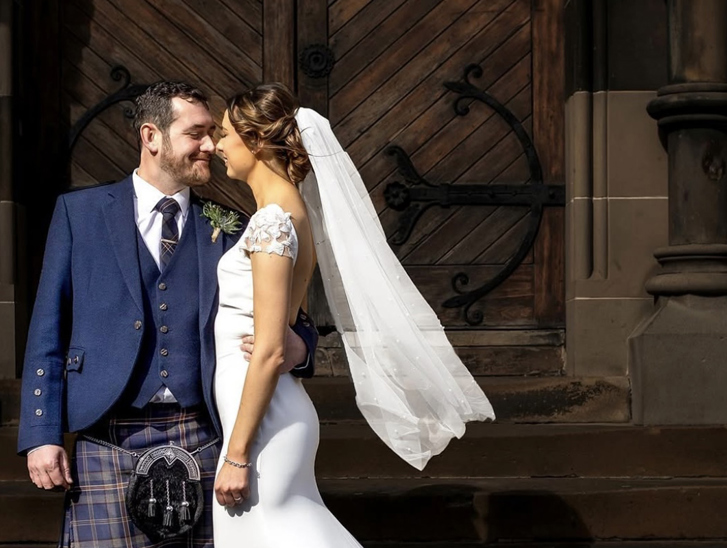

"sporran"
[80,434,218,541]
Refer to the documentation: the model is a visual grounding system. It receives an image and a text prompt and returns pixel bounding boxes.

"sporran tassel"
[163,505,174,527]
[163,479,174,527]
[179,481,191,523]
[180,501,190,523]
[147,479,157,518]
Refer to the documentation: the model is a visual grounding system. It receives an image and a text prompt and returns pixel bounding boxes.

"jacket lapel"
[103,176,144,312]
[194,201,225,329]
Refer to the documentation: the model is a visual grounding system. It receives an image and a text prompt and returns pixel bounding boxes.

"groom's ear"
[140,123,161,154]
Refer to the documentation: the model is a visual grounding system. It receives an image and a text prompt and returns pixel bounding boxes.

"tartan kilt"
[61,404,220,548]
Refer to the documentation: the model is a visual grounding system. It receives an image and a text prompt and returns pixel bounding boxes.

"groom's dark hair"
[133,81,209,144]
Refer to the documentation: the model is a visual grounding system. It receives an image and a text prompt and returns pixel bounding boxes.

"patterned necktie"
[155,197,180,270]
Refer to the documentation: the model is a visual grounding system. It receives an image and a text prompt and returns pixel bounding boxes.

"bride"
[212,83,495,547]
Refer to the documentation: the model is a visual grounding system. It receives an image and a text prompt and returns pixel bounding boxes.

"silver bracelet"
[223,455,252,469]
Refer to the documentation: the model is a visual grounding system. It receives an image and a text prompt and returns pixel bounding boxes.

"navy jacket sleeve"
[17,196,73,455]
[289,309,317,379]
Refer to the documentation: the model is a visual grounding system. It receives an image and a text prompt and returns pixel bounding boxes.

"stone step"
[0,379,20,425]
[0,375,630,425]
[4,543,727,548]
[0,481,65,543]
[316,422,727,479]
[4,478,727,544]
[364,540,727,548]
[4,422,727,482]
[5,545,727,548]
[307,376,630,423]
[324,478,727,542]
[0,428,75,481]
[0,542,58,548]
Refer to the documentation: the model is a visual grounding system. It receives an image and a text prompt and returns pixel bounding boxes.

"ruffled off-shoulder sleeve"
[240,204,298,261]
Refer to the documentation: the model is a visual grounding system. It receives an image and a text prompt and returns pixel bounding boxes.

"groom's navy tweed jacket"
[17,176,317,454]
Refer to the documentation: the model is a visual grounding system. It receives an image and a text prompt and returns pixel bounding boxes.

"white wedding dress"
[213,204,362,548]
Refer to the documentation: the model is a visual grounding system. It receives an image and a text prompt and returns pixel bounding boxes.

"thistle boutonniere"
[201,202,243,243]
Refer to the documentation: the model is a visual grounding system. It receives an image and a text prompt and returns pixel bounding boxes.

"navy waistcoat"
[126,217,203,408]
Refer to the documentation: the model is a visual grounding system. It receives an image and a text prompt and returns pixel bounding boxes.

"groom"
[17,81,317,546]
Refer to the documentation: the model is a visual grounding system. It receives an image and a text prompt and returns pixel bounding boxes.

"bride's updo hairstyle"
[227,83,311,185]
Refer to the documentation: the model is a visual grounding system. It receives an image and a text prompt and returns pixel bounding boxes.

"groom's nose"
[200,134,215,153]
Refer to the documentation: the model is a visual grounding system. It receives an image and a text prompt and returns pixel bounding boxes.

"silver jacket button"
[34,389,42,396]
[36,368,45,377]
[35,409,43,416]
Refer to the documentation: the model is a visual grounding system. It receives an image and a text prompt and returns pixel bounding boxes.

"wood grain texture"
[407,264,535,327]
[54,0,563,336]
[264,0,295,87]
[532,0,565,326]
[329,0,371,35]
[329,0,407,60]
[317,0,545,331]
[297,0,329,114]
[62,0,262,215]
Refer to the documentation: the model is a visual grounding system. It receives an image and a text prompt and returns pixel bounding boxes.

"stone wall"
[565,0,669,381]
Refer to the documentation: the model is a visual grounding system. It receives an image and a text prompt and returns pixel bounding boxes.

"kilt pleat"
[62,404,220,548]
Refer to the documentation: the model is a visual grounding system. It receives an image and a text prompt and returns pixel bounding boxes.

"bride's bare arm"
[214,250,294,506]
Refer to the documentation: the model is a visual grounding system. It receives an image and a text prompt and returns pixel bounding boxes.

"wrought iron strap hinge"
[68,66,148,153]
[383,64,565,325]
[385,176,565,211]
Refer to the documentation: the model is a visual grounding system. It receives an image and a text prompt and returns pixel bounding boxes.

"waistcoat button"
[158,282,167,291]
[134,320,142,330]
[160,326,169,334]
[160,303,168,311]
[160,348,169,357]
[160,370,169,378]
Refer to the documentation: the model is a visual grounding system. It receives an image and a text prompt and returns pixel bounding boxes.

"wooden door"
[62,0,269,209]
[298,0,566,375]
[56,0,564,376]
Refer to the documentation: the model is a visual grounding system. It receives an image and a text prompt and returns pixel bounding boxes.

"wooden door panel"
[314,0,563,333]
[350,4,531,201]
[329,0,411,78]
[60,0,564,351]
[63,0,263,213]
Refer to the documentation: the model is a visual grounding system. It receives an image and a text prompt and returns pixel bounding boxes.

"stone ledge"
[326,477,727,542]
[307,376,630,423]
[6,478,727,544]
[315,422,727,479]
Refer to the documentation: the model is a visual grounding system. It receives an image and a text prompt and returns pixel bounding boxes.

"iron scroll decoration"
[299,44,335,79]
[68,66,149,154]
[383,64,565,326]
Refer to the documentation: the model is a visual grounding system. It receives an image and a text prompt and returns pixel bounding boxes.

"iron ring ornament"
[68,65,149,153]
[299,44,335,79]
[384,64,565,325]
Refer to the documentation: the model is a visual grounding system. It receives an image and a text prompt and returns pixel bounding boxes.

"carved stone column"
[630,0,727,423]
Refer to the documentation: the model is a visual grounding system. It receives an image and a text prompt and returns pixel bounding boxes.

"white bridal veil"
[295,107,495,470]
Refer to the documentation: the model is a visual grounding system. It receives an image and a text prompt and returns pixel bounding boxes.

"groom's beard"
[159,138,212,188]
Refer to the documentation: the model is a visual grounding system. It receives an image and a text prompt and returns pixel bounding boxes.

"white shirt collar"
[132,169,191,218]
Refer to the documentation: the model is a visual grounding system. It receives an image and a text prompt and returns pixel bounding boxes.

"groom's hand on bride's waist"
[241,326,308,374]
